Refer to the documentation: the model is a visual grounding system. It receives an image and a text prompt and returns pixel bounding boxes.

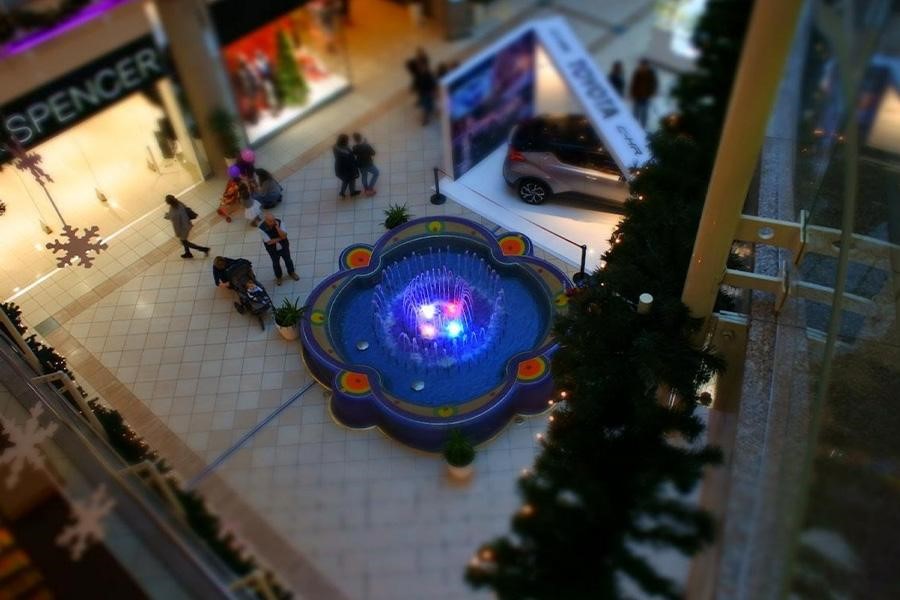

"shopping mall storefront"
[0,0,355,299]
[0,16,208,299]
[210,0,352,145]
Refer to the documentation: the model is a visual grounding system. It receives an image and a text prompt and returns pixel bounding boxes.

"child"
[217,177,243,222]
[245,280,268,306]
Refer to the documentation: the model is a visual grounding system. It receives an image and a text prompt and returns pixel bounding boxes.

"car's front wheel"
[517,179,550,205]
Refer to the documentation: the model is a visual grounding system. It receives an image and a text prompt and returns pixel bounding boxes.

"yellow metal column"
[681,0,805,325]
[682,1,804,598]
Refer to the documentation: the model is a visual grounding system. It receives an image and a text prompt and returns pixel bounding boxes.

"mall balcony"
[0,328,272,599]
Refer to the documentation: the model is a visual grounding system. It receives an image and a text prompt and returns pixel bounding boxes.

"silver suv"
[502,115,628,205]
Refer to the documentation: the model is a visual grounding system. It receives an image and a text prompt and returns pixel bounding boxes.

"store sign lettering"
[1,36,164,161]
[536,18,650,172]
[566,58,619,120]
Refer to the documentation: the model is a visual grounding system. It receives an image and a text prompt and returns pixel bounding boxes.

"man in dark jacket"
[629,59,658,128]
[258,211,299,285]
[414,65,437,126]
[333,133,360,198]
[213,256,250,288]
[351,132,379,196]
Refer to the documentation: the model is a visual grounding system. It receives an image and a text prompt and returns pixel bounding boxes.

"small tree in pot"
[443,429,476,481]
[384,203,411,229]
[208,107,241,165]
[273,298,305,341]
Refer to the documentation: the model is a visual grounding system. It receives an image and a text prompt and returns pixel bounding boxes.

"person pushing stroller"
[213,256,273,329]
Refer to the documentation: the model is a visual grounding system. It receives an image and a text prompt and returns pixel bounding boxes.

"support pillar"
[681,0,805,328]
[681,1,805,598]
[150,0,243,177]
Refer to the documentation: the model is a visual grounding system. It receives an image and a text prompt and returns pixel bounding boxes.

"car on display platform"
[502,114,629,206]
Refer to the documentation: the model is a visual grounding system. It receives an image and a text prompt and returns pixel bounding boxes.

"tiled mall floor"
[15,2,668,598]
[64,102,567,600]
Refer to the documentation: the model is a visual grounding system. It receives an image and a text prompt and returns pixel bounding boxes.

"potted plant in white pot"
[273,298,305,341]
[443,429,476,481]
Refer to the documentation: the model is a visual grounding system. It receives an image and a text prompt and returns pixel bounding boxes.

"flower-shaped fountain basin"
[300,217,570,451]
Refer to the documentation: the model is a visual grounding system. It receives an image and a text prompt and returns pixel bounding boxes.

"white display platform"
[441,146,624,271]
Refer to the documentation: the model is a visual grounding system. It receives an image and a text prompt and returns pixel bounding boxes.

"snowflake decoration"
[46,224,108,268]
[56,484,116,561]
[9,141,53,186]
[0,404,58,489]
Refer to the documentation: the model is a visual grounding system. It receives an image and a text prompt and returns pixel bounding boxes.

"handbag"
[186,206,198,220]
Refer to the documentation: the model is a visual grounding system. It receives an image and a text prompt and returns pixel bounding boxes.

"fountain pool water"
[300,217,571,452]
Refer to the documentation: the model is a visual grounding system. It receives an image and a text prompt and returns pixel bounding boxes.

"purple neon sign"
[1,0,135,60]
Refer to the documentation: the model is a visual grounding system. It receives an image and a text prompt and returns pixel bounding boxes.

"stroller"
[226,260,272,330]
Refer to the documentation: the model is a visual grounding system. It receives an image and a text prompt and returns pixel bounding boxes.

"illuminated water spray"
[373,248,505,368]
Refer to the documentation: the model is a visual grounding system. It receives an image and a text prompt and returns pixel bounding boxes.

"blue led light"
[446,321,463,338]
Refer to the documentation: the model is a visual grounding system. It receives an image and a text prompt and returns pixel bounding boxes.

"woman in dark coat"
[164,194,210,259]
[333,134,360,198]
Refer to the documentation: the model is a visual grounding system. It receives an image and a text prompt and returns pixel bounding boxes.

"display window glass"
[0,81,203,298]
[221,5,351,144]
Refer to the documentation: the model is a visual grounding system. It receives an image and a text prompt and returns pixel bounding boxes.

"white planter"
[447,463,474,481]
[277,324,299,341]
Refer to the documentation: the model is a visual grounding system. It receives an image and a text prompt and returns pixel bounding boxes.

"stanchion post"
[573,244,588,285]
[430,167,446,205]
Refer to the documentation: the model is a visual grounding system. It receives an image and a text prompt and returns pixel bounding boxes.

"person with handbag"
[258,211,298,285]
[164,194,209,259]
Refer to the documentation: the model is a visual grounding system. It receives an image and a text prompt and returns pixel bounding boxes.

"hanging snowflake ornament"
[9,140,53,186]
[46,224,108,268]
[0,404,59,489]
[56,484,116,561]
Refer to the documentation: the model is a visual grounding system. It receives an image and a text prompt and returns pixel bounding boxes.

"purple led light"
[1,0,134,60]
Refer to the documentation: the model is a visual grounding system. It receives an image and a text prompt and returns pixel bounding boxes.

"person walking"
[351,132,379,196]
[333,134,360,198]
[629,59,658,128]
[413,61,437,126]
[406,47,430,91]
[608,60,625,97]
[252,168,283,209]
[164,194,209,259]
[258,211,299,285]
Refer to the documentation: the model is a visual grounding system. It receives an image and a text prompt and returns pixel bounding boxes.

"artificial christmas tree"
[275,29,309,106]
[466,1,755,598]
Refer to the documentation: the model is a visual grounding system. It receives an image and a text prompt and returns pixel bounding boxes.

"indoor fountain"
[300,217,571,451]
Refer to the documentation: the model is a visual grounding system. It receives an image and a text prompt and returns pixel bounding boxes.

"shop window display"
[221,5,350,144]
[0,88,202,298]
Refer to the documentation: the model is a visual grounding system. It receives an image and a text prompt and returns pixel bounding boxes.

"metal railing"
[0,333,260,600]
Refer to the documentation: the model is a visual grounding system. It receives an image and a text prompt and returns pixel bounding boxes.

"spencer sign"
[1,35,165,162]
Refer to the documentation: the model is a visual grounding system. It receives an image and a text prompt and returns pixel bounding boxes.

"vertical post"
[573,244,588,285]
[430,167,446,205]
[682,1,805,598]
[0,311,41,373]
[681,0,805,330]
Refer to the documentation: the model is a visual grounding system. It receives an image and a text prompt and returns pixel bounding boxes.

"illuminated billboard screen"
[446,30,537,178]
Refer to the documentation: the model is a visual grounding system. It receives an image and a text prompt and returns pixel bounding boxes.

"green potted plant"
[443,429,476,480]
[384,203,411,230]
[273,298,305,341]
[208,107,241,166]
